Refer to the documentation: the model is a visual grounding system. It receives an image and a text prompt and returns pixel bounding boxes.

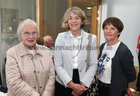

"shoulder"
[36,44,50,54]
[90,33,96,39]
[57,31,69,38]
[119,42,130,52]
[82,30,97,41]
[55,31,70,44]
[36,45,53,59]
[99,43,106,50]
[6,44,19,55]
[118,42,133,57]
[90,33,97,41]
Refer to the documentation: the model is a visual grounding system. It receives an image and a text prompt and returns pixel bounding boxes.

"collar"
[70,29,83,39]
[18,42,43,57]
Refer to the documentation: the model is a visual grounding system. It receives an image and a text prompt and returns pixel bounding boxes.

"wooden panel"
[97,0,102,55]
[39,0,43,38]
[67,0,72,8]
[91,6,97,35]
[36,0,43,38]
[77,0,99,5]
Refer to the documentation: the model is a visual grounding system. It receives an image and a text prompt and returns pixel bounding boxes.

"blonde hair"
[61,6,87,30]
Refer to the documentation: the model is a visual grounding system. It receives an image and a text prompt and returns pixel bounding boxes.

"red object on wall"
[137,34,140,49]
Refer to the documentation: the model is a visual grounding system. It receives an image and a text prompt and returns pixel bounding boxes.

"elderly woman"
[97,17,136,96]
[54,7,97,96]
[6,19,55,96]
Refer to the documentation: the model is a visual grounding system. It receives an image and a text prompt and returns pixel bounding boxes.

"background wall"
[42,0,66,40]
[0,0,36,71]
[0,0,36,20]
[100,0,140,66]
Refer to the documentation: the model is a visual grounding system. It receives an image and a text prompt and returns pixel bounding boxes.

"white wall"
[101,0,140,66]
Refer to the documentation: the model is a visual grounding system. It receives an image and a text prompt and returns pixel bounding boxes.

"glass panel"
[0,0,36,69]
[42,0,67,40]
[72,0,97,33]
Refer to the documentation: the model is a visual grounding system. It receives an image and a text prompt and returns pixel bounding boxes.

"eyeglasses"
[23,32,38,36]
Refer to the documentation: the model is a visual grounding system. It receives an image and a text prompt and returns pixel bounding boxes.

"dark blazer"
[98,42,136,96]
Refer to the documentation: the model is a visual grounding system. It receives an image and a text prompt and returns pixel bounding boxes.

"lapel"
[63,30,89,69]
[64,31,74,59]
[77,30,89,68]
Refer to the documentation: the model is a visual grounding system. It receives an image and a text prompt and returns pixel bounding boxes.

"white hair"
[17,19,39,40]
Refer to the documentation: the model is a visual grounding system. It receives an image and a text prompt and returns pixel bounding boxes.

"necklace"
[72,36,83,58]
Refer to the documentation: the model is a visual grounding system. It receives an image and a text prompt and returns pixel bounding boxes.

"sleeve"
[42,53,55,96]
[121,47,136,82]
[6,51,40,96]
[54,33,72,87]
[81,35,98,87]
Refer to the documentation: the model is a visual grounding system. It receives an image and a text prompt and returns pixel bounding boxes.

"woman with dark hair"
[97,17,136,96]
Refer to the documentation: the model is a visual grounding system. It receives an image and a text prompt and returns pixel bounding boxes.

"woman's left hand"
[127,88,135,96]
[71,83,87,96]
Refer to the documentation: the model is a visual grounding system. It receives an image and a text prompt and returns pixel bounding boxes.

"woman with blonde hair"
[54,7,97,96]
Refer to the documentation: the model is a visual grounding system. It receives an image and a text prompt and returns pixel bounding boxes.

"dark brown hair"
[102,17,124,37]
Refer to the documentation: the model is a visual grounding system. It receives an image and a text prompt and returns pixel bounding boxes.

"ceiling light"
[86,7,92,10]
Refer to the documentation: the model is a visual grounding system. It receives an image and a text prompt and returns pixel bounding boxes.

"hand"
[81,82,87,88]
[68,81,87,94]
[127,88,135,96]
[72,91,79,96]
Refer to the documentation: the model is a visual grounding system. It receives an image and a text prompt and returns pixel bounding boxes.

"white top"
[70,32,82,69]
[54,30,98,87]
[97,41,121,84]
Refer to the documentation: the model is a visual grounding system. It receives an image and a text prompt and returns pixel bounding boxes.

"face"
[44,37,53,48]
[68,12,82,32]
[103,24,120,42]
[20,23,38,49]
